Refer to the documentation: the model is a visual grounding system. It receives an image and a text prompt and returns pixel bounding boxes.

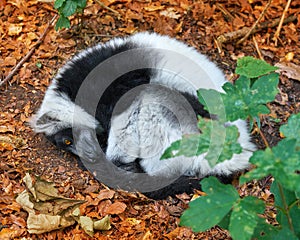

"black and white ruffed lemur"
[31,32,256,199]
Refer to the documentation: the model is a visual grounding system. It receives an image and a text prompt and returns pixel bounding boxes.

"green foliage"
[54,0,87,30]
[198,72,279,122]
[271,180,300,237]
[163,56,300,240]
[181,177,240,232]
[181,177,265,240]
[240,112,300,192]
[161,118,242,167]
[235,56,278,78]
[240,138,300,192]
[280,113,300,143]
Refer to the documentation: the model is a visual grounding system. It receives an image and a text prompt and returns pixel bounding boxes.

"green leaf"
[235,56,278,78]
[229,196,265,240]
[62,0,78,17]
[220,77,251,121]
[198,73,279,122]
[36,62,42,69]
[54,0,66,9]
[280,113,300,143]
[55,16,71,30]
[180,177,239,232]
[160,140,181,159]
[197,88,226,122]
[161,119,242,167]
[252,217,278,240]
[241,139,300,192]
[76,0,87,8]
[271,180,300,237]
[272,227,299,240]
[205,124,242,164]
[253,222,298,240]
[251,73,280,103]
[217,211,232,230]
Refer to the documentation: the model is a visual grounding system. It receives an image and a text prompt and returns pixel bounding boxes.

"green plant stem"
[288,199,300,210]
[277,181,294,233]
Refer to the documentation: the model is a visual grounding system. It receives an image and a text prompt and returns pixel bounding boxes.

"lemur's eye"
[64,139,72,146]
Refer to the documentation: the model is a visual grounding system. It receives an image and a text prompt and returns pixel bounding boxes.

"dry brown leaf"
[8,23,23,36]
[0,134,27,151]
[73,208,111,236]
[0,227,26,239]
[3,56,17,66]
[105,201,127,215]
[160,8,181,19]
[144,5,164,12]
[4,201,22,212]
[142,230,153,240]
[16,175,85,234]
[27,212,75,234]
[125,217,141,226]
[0,125,15,133]
[275,62,300,81]
[9,214,27,228]
[97,189,115,201]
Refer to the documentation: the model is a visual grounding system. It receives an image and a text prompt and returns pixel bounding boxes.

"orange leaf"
[105,201,127,215]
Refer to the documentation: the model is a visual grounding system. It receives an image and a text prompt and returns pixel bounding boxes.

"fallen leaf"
[125,217,141,226]
[97,189,115,201]
[275,62,300,81]
[0,227,26,239]
[78,216,94,237]
[9,214,27,228]
[105,201,127,215]
[0,125,15,133]
[160,8,181,19]
[16,175,84,234]
[0,134,27,151]
[142,230,152,240]
[3,56,17,66]
[94,215,111,230]
[144,5,164,11]
[27,212,75,234]
[8,23,23,36]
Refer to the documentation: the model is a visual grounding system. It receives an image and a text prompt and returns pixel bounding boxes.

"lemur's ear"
[30,113,61,134]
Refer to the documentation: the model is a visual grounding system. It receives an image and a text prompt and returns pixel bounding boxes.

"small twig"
[217,15,296,46]
[237,0,272,45]
[216,3,235,21]
[214,38,223,54]
[0,15,57,87]
[273,0,292,46]
[253,119,269,148]
[95,0,121,17]
[252,36,263,60]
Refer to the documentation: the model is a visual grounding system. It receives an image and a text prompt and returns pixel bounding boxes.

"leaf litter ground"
[0,0,299,239]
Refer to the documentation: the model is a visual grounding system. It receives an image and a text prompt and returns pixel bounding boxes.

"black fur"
[55,41,141,101]
[46,128,75,153]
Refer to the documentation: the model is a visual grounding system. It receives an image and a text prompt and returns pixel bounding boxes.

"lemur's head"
[30,77,102,162]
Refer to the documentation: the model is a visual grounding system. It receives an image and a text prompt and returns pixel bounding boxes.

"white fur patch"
[131,32,227,95]
[31,79,99,135]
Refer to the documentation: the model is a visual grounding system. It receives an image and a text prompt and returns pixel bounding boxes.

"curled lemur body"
[31,32,256,198]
